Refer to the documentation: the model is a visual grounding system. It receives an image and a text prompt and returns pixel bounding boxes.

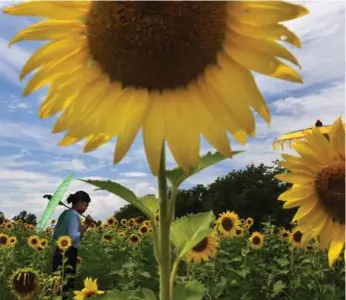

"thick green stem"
[169,260,180,299]
[158,146,171,300]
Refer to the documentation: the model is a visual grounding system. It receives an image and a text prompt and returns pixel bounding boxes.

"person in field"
[47,191,94,299]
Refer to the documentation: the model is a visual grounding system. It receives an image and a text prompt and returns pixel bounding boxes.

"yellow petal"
[223,41,302,83]
[113,88,150,165]
[83,134,112,153]
[227,30,300,67]
[3,1,90,20]
[20,36,86,80]
[142,91,165,176]
[275,172,315,184]
[330,117,345,159]
[226,18,301,48]
[318,218,334,250]
[228,1,308,25]
[328,225,345,267]
[164,89,200,172]
[278,185,315,201]
[216,52,271,124]
[9,20,85,46]
[280,154,319,173]
[24,48,89,96]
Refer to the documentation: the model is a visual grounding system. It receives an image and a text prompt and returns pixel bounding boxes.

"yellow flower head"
[0,233,10,248]
[235,228,244,237]
[9,267,40,299]
[276,117,345,266]
[245,217,254,227]
[139,224,149,235]
[186,234,219,264]
[129,234,141,246]
[119,231,125,238]
[5,222,14,230]
[105,216,117,226]
[3,1,307,174]
[280,230,291,241]
[73,277,104,300]
[39,238,48,249]
[216,211,240,237]
[290,228,305,248]
[57,235,72,250]
[120,219,128,227]
[28,235,40,249]
[249,232,264,249]
[9,236,17,247]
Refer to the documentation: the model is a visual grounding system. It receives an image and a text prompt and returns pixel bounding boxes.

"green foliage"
[171,211,214,260]
[167,151,243,188]
[12,210,37,225]
[173,281,207,300]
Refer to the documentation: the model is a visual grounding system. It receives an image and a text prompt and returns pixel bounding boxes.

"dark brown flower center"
[0,236,7,245]
[315,162,345,224]
[85,1,227,91]
[31,239,38,245]
[236,229,242,235]
[252,236,261,245]
[292,230,303,243]
[192,237,209,252]
[104,235,112,240]
[282,232,289,238]
[130,235,139,243]
[60,240,68,247]
[221,217,233,231]
[107,219,114,225]
[13,272,38,294]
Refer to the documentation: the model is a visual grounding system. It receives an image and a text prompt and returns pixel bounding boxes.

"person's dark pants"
[52,246,78,299]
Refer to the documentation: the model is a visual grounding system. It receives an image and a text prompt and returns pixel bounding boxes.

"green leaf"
[96,290,140,300]
[82,180,153,220]
[211,276,227,299]
[138,195,159,219]
[272,281,286,297]
[167,151,243,187]
[173,281,207,300]
[171,211,215,259]
[275,258,290,267]
[140,288,157,300]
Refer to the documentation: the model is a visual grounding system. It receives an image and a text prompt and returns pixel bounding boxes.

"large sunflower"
[8,267,40,299]
[276,117,345,266]
[3,1,307,174]
[0,233,10,248]
[185,234,219,264]
[216,211,240,237]
[28,235,40,249]
[73,277,104,300]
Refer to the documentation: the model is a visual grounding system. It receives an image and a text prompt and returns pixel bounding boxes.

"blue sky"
[0,1,345,222]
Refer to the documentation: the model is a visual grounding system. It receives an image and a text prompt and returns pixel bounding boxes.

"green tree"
[12,210,37,225]
[0,211,5,224]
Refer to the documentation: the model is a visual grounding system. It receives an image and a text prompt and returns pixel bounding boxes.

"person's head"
[66,191,91,214]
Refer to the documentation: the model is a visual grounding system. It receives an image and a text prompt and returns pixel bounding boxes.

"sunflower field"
[0,214,344,300]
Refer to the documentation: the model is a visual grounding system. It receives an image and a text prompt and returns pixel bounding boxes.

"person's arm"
[67,213,81,245]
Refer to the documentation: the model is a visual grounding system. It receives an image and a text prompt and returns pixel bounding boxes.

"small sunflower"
[0,233,10,248]
[57,235,72,250]
[148,227,153,234]
[129,234,141,245]
[240,218,246,225]
[102,223,109,230]
[216,211,240,237]
[245,217,254,227]
[120,219,128,227]
[8,267,40,299]
[3,1,307,175]
[276,117,345,266]
[5,222,14,230]
[305,244,314,252]
[235,228,244,237]
[46,227,53,234]
[37,246,45,252]
[102,234,112,243]
[9,236,17,247]
[281,230,291,241]
[105,216,117,226]
[290,228,304,248]
[128,218,136,227]
[271,227,281,235]
[143,220,151,227]
[139,224,149,235]
[39,238,48,249]
[51,219,56,225]
[249,232,264,249]
[118,231,125,238]
[73,277,104,300]
[28,235,40,249]
[185,234,219,264]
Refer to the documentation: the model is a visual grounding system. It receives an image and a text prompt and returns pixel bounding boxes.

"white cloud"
[119,172,148,178]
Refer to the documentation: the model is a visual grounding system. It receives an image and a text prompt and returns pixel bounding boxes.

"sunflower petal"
[328,225,345,267]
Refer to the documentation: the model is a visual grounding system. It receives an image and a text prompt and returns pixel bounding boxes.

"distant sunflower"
[271,227,281,235]
[0,233,10,248]
[9,236,17,247]
[3,1,307,174]
[46,227,53,234]
[5,223,14,230]
[240,219,246,225]
[120,219,128,227]
[235,228,244,237]
[28,235,40,249]
[57,235,72,250]
[8,267,40,299]
[105,216,117,226]
[139,225,149,235]
[148,227,153,234]
[102,223,109,230]
[245,217,254,227]
[186,234,219,264]
[276,117,345,266]
[129,234,141,245]
[291,228,304,248]
[102,234,112,243]
[143,220,151,227]
[128,218,136,227]
[249,232,264,249]
[305,244,314,252]
[216,211,240,237]
[119,231,125,238]
[51,219,56,225]
[37,246,45,252]
[39,238,48,249]
[73,277,104,300]
[281,230,291,241]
